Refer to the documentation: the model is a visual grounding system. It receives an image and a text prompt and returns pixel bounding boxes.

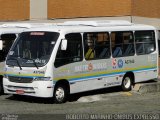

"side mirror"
[0,40,3,50]
[61,39,67,50]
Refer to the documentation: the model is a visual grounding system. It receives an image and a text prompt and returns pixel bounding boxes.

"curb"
[133,80,160,93]
[77,80,160,103]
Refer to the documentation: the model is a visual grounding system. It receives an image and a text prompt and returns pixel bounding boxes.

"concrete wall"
[131,0,160,29]
[0,0,29,21]
[30,0,47,19]
[132,16,160,29]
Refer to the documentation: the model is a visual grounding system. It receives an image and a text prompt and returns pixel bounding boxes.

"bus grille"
[8,76,33,83]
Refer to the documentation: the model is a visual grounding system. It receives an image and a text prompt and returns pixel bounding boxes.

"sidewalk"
[133,78,160,93]
[77,79,160,103]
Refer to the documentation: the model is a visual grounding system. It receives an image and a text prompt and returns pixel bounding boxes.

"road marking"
[121,92,132,96]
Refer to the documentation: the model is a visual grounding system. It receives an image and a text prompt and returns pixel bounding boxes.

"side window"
[54,33,82,68]
[0,34,16,62]
[84,32,110,60]
[135,31,155,55]
[158,31,160,56]
[158,40,160,56]
[111,31,134,58]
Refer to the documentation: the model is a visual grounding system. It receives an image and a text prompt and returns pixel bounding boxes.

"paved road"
[0,87,160,120]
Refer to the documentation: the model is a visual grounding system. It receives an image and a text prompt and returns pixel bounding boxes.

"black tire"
[121,75,132,91]
[53,84,68,104]
[0,80,4,95]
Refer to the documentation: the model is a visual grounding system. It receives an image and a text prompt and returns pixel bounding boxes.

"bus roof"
[0,23,54,34]
[22,20,157,33]
[61,20,132,26]
[0,23,54,28]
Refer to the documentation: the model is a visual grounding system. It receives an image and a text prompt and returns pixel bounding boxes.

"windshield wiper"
[28,59,39,69]
[8,58,22,70]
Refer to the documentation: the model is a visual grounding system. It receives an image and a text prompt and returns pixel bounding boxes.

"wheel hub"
[55,87,65,101]
[124,77,131,89]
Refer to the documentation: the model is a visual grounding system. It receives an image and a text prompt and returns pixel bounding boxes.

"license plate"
[16,90,24,94]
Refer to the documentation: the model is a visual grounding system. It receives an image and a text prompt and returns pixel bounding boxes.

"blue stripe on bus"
[5,67,157,82]
[68,67,157,83]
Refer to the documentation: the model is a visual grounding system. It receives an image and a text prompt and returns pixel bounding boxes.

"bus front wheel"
[121,75,132,91]
[53,84,68,104]
[0,81,3,95]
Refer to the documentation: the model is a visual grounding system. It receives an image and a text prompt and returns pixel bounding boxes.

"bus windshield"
[6,32,59,68]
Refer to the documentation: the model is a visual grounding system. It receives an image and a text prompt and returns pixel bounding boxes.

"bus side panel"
[70,78,106,94]
[53,59,124,94]
[69,75,123,94]
[134,70,157,83]
[53,59,111,94]
[53,53,158,94]
[134,53,158,83]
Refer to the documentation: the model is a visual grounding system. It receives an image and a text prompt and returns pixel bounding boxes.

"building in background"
[0,0,160,29]
[0,0,30,21]
[48,0,131,19]
[0,0,160,74]
[0,0,160,28]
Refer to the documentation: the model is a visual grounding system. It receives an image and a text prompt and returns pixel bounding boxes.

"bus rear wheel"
[121,75,132,91]
[53,84,68,104]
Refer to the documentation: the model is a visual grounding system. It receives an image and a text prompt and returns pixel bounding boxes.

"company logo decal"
[118,59,124,68]
[112,58,117,69]
[88,63,93,71]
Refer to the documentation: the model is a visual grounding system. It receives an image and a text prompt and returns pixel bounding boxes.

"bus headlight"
[34,77,51,81]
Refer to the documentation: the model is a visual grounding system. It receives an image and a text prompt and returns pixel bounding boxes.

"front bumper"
[3,78,54,98]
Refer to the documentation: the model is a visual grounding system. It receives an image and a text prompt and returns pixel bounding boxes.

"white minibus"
[0,24,29,94]
[0,23,53,94]
[3,20,159,103]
